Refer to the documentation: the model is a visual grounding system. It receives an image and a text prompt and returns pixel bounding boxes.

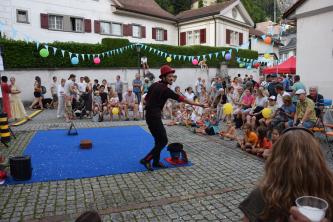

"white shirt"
[195,80,202,93]
[277,91,290,108]
[57,84,65,97]
[64,80,74,96]
[77,82,87,93]
[184,92,195,101]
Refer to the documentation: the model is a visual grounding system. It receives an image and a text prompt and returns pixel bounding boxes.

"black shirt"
[267,82,278,97]
[145,81,184,118]
[100,92,108,105]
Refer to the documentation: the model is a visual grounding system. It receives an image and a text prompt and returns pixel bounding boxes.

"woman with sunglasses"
[239,127,333,222]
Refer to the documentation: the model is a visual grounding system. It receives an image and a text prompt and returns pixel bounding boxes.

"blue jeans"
[134,92,141,104]
[302,120,315,129]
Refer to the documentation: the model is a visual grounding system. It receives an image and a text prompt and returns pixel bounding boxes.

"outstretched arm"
[182,98,207,108]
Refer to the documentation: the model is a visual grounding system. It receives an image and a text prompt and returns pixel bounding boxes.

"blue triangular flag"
[69,52,72,58]
[228,49,233,54]
[61,50,65,57]
[197,56,201,61]
[203,55,206,60]
[153,49,156,53]
[44,45,49,50]
[173,54,177,60]
[144,45,147,50]
[87,54,91,59]
[215,52,219,58]
[183,55,187,61]
[149,47,153,52]
[261,35,266,40]
[36,41,40,50]
[178,55,182,60]
[81,54,85,60]
[222,51,226,57]
[209,53,212,60]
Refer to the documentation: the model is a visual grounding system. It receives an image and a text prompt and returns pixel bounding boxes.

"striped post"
[0,113,11,144]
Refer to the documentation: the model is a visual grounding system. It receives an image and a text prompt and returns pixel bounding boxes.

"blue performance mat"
[6,126,190,184]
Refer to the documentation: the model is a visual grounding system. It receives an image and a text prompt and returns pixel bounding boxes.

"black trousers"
[143,114,168,164]
[117,93,123,102]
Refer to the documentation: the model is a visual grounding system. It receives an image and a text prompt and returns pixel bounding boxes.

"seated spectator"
[294,89,317,128]
[194,110,219,135]
[307,86,324,117]
[239,89,255,123]
[93,79,99,92]
[246,87,268,129]
[248,126,272,156]
[122,88,139,121]
[239,127,333,222]
[275,84,290,108]
[92,91,103,122]
[259,96,278,127]
[108,91,121,121]
[263,127,281,159]
[184,87,195,101]
[219,121,236,140]
[271,95,296,130]
[99,85,108,116]
[238,123,258,151]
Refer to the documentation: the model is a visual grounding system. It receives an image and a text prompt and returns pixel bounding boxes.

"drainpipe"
[213,16,217,47]
[177,22,180,46]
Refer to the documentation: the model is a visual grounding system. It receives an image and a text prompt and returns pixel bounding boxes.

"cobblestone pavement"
[0,110,332,222]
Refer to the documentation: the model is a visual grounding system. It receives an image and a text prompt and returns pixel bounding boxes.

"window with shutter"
[239,32,243,46]
[111,23,122,36]
[40,13,49,29]
[163,30,168,41]
[132,25,141,38]
[152,28,156,40]
[141,26,146,38]
[226,29,231,44]
[94,20,100,33]
[200,29,206,44]
[180,32,186,46]
[84,19,91,32]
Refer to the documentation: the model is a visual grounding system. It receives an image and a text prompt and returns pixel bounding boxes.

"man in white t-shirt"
[275,84,290,108]
[122,87,138,121]
[77,76,87,93]
[64,74,76,121]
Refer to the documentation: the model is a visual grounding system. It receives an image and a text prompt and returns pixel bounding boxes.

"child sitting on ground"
[238,123,258,151]
[248,126,272,156]
[194,110,219,135]
[181,106,193,127]
[219,121,236,140]
[263,128,281,159]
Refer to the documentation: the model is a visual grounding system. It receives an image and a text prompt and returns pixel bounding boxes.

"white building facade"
[283,0,333,99]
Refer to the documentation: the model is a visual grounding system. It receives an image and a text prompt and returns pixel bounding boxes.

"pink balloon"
[93,57,101,64]
[192,59,198,65]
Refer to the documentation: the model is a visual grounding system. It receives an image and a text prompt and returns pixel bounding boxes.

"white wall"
[1,67,258,102]
[179,19,215,46]
[219,20,249,47]
[0,0,177,45]
[297,0,333,15]
[296,10,333,99]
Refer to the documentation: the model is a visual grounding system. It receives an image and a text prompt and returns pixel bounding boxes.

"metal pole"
[274,0,276,23]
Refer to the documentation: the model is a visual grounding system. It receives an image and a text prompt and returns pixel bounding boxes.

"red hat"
[159,65,175,78]
[0,170,7,185]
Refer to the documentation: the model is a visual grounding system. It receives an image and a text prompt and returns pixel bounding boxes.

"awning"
[262,56,296,74]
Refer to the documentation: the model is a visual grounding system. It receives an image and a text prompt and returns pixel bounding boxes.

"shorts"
[52,94,58,102]
[34,92,42,98]
[65,100,72,114]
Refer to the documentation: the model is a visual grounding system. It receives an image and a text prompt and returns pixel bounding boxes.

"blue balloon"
[225,53,231,61]
[71,57,79,65]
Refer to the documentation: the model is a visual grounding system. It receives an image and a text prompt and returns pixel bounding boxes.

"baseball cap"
[269,96,276,100]
[295,89,306,95]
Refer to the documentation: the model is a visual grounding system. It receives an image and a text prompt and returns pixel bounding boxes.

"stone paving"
[0,109,332,222]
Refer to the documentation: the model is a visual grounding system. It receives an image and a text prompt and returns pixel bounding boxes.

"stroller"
[73,94,87,119]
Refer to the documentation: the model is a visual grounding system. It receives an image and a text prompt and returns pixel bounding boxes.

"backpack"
[41,86,47,94]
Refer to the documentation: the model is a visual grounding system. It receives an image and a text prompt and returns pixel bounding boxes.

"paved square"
[0,110,332,222]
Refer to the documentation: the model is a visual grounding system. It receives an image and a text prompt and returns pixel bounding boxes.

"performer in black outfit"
[140,65,206,171]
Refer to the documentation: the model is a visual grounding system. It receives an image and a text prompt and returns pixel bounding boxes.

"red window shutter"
[180,32,186,46]
[94,20,100,33]
[239,32,243,45]
[164,30,168,41]
[200,28,206,44]
[40,14,48,29]
[123,24,128,36]
[84,19,91,33]
[127,24,132,36]
[226,29,231,44]
[152,28,156,40]
[141,26,146,38]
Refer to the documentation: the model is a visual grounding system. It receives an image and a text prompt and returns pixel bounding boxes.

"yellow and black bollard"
[0,113,11,146]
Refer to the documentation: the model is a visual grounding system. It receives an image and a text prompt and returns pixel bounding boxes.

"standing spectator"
[307,86,324,117]
[84,76,93,118]
[294,89,316,128]
[64,74,76,122]
[101,79,108,93]
[29,76,43,110]
[99,85,108,118]
[143,78,150,94]
[184,87,195,101]
[215,77,223,90]
[132,74,142,104]
[194,77,202,96]
[282,74,290,91]
[77,77,87,94]
[267,74,278,97]
[1,76,11,119]
[115,75,123,102]
[57,78,66,118]
[122,88,139,121]
[50,76,58,109]
[239,128,333,222]
[93,79,99,92]
[275,84,290,108]
[292,75,306,105]
[9,77,28,120]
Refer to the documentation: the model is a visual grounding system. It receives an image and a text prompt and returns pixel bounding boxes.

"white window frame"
[74,18,84,32]
[230,31,240,46]
[132,24,141,38]
[194,30,200,45]
[156,28,164,41]
[16,9,29,23]
[48,15,63,31]
[186,31,193,45]
[111,22,122,36]
[100,21,111,35]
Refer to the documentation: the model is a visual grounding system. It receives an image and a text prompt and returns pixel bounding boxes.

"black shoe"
[125,118,130,121]
[140,159,154,171]
[152,162,168,169]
